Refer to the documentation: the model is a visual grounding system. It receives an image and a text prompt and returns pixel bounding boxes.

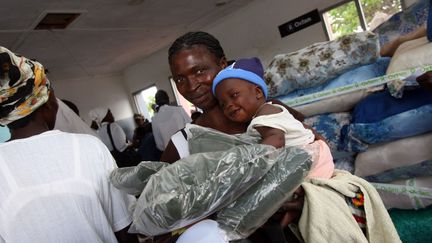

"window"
[322,0,404,40]
[133,85,157,121]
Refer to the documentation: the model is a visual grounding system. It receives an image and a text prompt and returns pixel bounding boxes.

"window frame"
[132,84,158,120]
[320,0,407,40]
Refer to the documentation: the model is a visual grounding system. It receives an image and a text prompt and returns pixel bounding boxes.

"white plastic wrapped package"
[109,161,169,195]
[187,124,260,154]
[372,177,432,210]
[216,146,311,240]
[128,125,312,237]
[129,144,283,236]
[355,132,432,177]
[188,125,311,239]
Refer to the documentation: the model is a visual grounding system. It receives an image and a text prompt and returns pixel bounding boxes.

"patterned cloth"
[264,31,380,98]
[304,112,355,173]
[341,104,432,152]
[346,192,367,235]
[372,0,429,46]
[364,160,432,183]
[304,112,352,153]
[0,46,50,125]
[277,57,390,101]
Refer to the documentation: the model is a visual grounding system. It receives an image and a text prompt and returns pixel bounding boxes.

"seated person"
[132,113,150,148]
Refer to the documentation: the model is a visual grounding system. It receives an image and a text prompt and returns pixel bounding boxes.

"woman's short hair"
[168,31,225,64]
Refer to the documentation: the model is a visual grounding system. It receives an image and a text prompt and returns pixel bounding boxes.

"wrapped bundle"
[127,125,312,237]
[217,146,311,240]
[129,144,283,236]
[110,161,169,196]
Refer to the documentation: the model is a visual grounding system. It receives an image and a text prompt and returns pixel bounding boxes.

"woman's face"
[170,45,227,110]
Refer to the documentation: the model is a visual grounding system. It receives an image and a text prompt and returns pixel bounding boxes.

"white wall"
[53,74,134,124]
[55,0,418,123]
[123,0,342,94]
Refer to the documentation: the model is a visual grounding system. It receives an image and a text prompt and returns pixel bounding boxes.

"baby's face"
[215,78,263,123]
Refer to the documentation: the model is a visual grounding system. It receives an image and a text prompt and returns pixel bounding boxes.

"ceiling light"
[34,13,80,30]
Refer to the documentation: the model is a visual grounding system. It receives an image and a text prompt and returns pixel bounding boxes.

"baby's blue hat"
[212,57,268,99]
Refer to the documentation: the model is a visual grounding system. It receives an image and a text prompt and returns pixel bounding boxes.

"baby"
[212,57,334,179]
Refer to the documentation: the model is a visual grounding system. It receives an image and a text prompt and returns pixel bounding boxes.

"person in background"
[213,57,334,179]
[137,124,162,161]
[132,113,150,148]
[0,46,138,243]
[132,113,162,161]
[151,89,191,151]
[90,108,130,153]
[89,108,140,167]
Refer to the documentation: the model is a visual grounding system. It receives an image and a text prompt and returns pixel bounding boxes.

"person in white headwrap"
[89,107,129,152]
[89,107,110,126]
[89,107,140,167]
[0,46,138,243]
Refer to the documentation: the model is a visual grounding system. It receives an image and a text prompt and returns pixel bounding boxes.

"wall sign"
[278,9,321,38]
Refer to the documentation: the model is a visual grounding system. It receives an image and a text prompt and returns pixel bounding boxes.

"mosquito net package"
[216,148,311,240]
[110,161,169,196]
[129,144,283,235]
[124,125,312,237]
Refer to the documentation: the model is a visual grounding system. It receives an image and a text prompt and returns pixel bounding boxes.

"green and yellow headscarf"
[0,46,50,125]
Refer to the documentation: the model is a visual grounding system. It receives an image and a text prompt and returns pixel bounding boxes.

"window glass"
[322,0,403,40]
[323,1,362,40]
[134,85,157,121]
[362,0,402,30]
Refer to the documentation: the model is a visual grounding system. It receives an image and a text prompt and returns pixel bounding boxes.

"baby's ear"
[255,85,264,99]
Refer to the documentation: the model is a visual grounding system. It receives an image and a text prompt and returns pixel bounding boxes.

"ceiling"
[0,0,254,82]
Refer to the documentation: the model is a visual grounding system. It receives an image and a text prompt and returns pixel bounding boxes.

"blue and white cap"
[212,57,268,99]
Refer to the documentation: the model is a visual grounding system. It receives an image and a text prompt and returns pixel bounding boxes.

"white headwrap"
[88,107,108,125]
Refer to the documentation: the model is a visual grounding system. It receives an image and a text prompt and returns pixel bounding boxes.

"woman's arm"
[160,140,180,163]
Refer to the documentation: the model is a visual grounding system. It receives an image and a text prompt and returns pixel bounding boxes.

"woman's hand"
[279,187,305,228]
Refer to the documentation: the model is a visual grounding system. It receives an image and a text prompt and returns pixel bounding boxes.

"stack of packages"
[110,125,312,240]
[265,0,432,212]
